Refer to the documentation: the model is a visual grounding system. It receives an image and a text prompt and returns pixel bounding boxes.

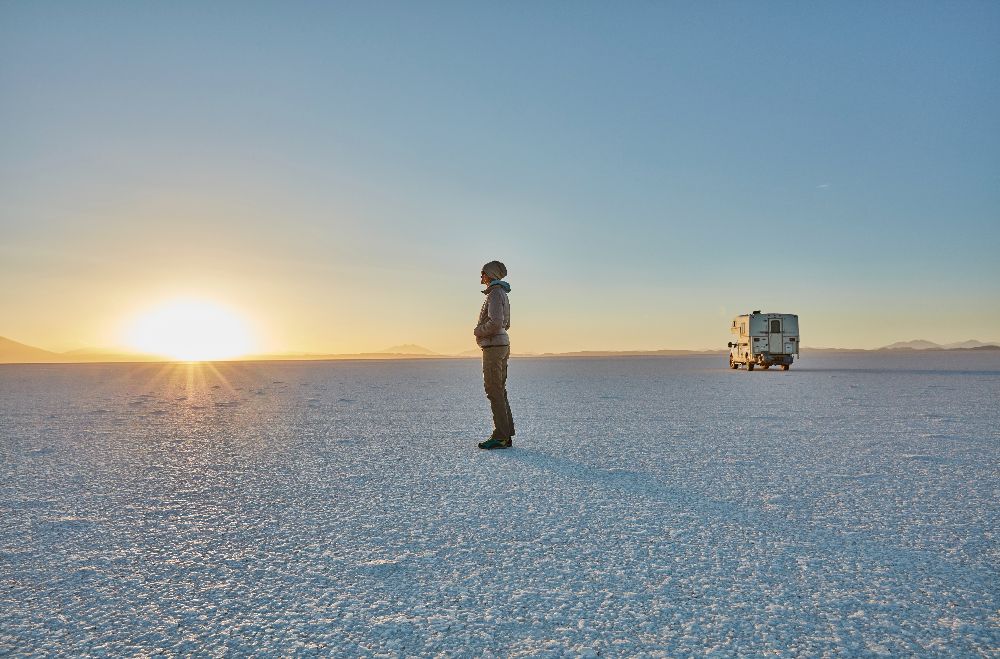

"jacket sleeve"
[474,290,504,337]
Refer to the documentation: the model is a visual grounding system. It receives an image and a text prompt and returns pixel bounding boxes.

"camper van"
[729,311,799,370]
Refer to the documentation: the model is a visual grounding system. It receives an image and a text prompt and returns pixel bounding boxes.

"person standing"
[475,261,514,449]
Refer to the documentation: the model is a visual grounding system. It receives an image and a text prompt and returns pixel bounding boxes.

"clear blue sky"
[2,1,998,353]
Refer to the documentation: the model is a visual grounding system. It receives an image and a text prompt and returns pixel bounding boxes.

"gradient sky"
[2,1,998,354]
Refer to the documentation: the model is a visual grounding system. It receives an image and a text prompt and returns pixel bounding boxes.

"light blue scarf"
[486,279,511,293]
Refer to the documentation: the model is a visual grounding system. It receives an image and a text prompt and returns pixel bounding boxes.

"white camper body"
[729,311,799,370]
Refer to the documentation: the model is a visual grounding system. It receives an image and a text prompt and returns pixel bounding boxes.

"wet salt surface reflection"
[1,354,998,655]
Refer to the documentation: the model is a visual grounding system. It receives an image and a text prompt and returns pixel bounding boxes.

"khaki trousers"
[482,345,514,439]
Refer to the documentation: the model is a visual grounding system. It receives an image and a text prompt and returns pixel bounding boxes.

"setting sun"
[123,299,254,361]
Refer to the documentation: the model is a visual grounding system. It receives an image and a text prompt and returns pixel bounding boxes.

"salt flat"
[1,354,998,656]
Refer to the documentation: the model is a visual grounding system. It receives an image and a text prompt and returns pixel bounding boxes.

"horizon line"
[3,346,1000,367]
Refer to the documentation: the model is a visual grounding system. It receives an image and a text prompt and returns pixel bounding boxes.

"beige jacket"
[474,283,511,348]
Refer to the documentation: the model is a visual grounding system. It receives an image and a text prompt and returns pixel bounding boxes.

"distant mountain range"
[0,336,61,362]
[1,335,998,364]
[0,336,452,364]
[0,336,157,364]
[376,344,437,355]
[244,346,448,361]
[879,339,999,350]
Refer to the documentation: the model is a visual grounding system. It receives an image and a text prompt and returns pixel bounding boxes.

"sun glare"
[124,299,254,361]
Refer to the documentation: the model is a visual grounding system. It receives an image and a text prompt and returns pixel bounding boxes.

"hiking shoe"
[478,437,512,450]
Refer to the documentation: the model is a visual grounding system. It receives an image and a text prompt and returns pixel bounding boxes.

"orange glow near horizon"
[123,298,255,361]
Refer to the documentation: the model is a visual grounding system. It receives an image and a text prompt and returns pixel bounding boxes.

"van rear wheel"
[781,364,790,371]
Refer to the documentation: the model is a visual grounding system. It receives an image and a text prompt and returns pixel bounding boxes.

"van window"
[770,319,781,333]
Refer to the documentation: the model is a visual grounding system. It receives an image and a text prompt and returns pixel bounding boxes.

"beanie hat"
[481,260,507,280]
